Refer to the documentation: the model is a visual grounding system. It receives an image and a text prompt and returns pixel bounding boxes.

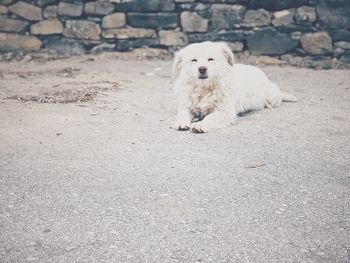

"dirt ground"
[0,54,349,263]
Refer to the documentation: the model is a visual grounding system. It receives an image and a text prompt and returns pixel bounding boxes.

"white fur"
[172,41,297,133]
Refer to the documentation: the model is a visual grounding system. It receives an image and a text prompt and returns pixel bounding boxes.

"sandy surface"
[0,55,349,263]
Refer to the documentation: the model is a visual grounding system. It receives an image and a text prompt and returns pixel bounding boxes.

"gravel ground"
[0,55,349,263]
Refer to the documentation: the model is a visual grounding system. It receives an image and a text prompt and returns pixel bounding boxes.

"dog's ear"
[221,43,234,66]
[172,51,183,79]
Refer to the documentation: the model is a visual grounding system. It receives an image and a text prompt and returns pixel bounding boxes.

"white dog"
[172,41,297,133]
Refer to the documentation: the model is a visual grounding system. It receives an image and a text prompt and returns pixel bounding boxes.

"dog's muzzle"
[198,66,208,79]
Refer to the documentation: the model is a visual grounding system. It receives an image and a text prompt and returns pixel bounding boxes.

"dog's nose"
[198,66,207,74]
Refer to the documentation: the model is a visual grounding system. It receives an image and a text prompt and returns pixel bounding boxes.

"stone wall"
[0,0,349,63]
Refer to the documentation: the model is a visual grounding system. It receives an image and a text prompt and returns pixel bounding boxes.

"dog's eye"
[208,58,214,62]
[191,59,197,62]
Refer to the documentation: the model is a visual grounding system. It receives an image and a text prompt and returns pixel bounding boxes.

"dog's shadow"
[237,110,255,118]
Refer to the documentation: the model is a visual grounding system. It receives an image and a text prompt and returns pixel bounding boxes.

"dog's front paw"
[191,121,208,133]
[174,122,190,131]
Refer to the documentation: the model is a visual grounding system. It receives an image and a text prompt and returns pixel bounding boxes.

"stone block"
[36,0,56,7]
[316,1,350,29]
[58,2,83,17]
[218,30,246,42]
[272,9,295,27]
[9,1,42,21]
[340,51,350,64]
[295,6,316,24]
[181,11,208,32]
[0,0,14,5]
[0,5,8,14]
[84,1,114,16]
[43,36,85,55]
[249,0,311,11]
[116,0,175,12]
[211,4,245,29]
[0,17,29,32]
[247,27,299,55]
[243,9,271,27]
[0,32,42,51]
[334,41,350,50]
[188,32,219,43]
[43,5,57,18]
[102,13,126,29]
[127,13,178,29]
[331,29,350,42]
[227,41,244,52]
[115,38,161,51]
[301,32,332,55]
[63,20,101,40]
[159,30,188,46]
[31,19,63,35]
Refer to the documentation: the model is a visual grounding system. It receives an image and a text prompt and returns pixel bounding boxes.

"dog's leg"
[174,108,191,130]
[174,95,192,130]
[191,110,234,133]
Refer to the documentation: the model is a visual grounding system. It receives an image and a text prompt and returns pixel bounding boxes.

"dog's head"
[172,42,234,82]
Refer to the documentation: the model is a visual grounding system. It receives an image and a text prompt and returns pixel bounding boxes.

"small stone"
[43,5,57,18]
[63,20,101,40]
[102,13,126,29]
[272,9,294,27]
[58,2,83,17]
[0,32,42,51]
[102,28,156,39]
[227,41,244,52]
[84,1,114,16]
[0,17,29,32]
[243,9,271,27]
[91,43,115,53]
[291,31,302,40]
[159,30,188,46]
[301,32,332,55]
[127,13,178,29]
[333,47,345,57]
[295,6,316,24]
[31,19,63,35]
[334,41,350,50]
[180,11,208,32]
[280,54,303,66]
[211,4,245,30]
[9,1,42,21]
[0,5,8,14]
